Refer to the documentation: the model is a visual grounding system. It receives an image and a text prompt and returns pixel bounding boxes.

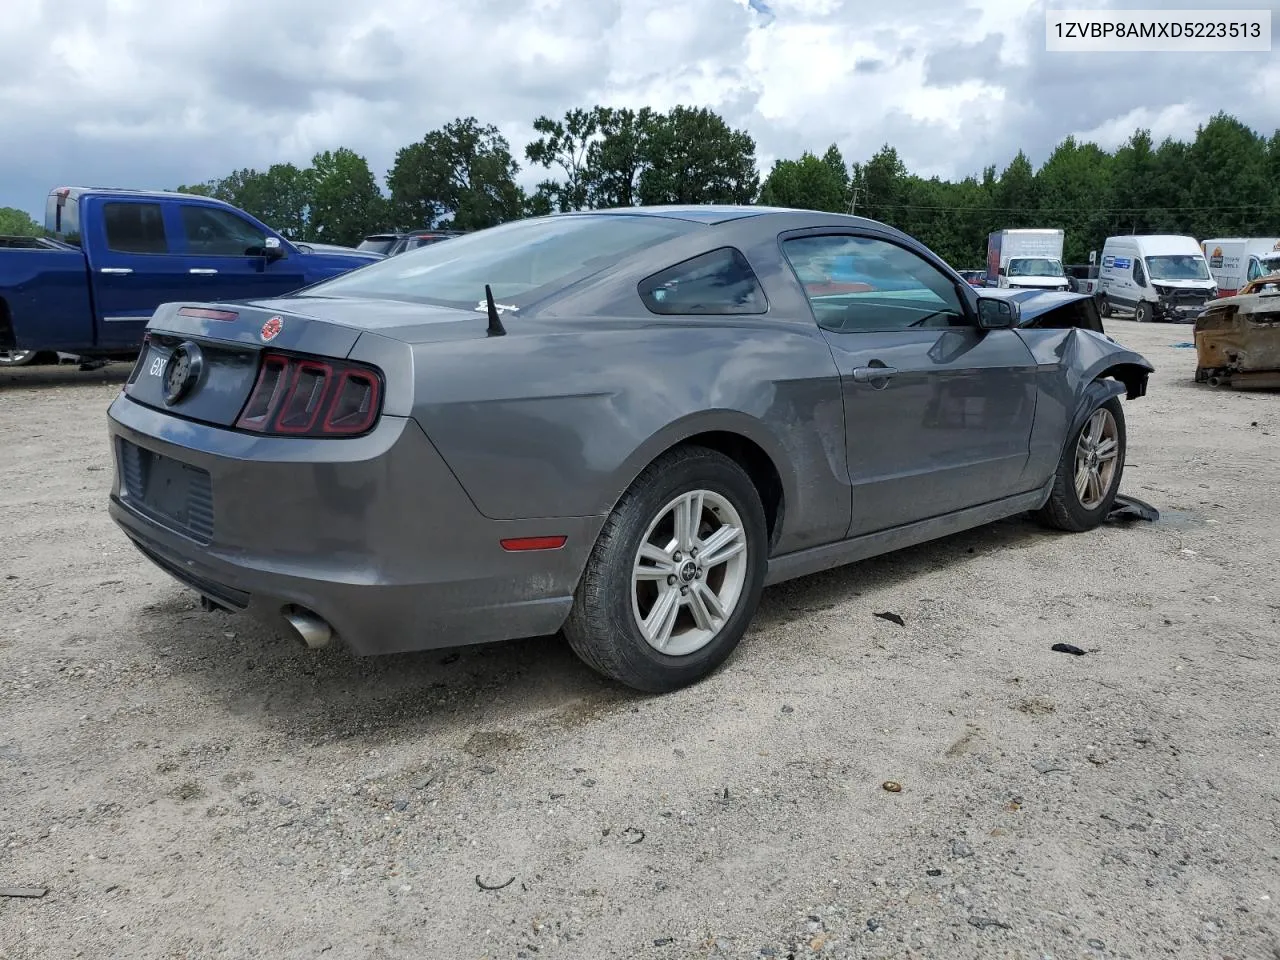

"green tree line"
[7,107,1274,266]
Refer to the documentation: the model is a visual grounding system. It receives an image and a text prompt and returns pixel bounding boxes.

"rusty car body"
[1194,285,1280,389]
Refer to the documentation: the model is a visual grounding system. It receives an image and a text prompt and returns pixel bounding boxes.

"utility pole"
[848,172,864,216]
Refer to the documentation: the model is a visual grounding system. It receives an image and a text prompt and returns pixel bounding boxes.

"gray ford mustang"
[106,206,1153,692]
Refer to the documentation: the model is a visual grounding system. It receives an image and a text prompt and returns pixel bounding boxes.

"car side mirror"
[263,236,285,262]
[977,296,1018,329]
[998,267,1007,277]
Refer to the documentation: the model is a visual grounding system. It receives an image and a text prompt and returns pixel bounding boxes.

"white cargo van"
[984,229,1070,290]
[1096,235,1217,323]
[1201,237,1280,296]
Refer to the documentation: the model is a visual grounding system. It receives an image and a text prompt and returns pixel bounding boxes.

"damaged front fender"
[1015,322,1154,489]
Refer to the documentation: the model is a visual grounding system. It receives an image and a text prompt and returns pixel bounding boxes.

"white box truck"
[1096,235,1217,323]
[984,229,1070,291]
[1201,237,1280,296]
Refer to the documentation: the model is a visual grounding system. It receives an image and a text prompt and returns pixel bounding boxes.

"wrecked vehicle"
[1194,286,1280,389]
[106,207,1153,693]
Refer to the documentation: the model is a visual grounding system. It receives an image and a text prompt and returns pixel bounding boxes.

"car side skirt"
[763,480,1053,587]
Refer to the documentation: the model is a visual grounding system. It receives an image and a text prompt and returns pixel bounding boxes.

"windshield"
[307,215,699,308]
[357,237,397,254]
[1145,255,1210,281]
[1008,257,1064,277]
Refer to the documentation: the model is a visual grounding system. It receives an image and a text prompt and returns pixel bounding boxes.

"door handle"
[99,267,133,275]
[851,365,899,383]
[188,268,218,275]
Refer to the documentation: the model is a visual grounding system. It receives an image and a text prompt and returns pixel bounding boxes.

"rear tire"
[564,446,768,693]
[1036,395,1126,532]
[0,350,39,366]
[1134,301,1152,323]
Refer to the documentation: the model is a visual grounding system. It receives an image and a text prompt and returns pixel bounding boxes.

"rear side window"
[180,205,269,256]
[638,247,767,315]
[104,202,168,254]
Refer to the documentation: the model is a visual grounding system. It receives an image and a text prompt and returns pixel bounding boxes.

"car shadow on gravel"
[0,363,130,390]
[753,512,1054,628]
[127,513,1057,746]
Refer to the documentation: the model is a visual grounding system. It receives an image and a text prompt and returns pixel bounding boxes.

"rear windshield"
[357,237,397,254]
[45,191,80,246]
[307,215,699,308]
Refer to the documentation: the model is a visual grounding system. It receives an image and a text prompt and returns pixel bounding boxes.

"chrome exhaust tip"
[282,606,333,650]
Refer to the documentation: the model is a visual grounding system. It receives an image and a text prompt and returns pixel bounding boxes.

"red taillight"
[235,352,382,438]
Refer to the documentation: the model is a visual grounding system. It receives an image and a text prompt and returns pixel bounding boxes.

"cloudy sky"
[3,0,1278,219]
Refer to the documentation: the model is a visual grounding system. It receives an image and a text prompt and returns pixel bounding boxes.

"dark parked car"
[107,206,1152,692]
[1065,263,1100,294]
[357,230,463,257]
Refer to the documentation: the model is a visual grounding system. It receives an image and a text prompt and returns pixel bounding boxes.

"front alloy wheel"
[1073,407,1120,511]
[1036,394,1127,532]
[632,490,749,656]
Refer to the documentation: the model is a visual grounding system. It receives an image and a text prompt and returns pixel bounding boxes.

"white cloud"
[1,0,1276,218]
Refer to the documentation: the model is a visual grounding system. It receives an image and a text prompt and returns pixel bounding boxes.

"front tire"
[1098,296,1112,319]
[564,446,768,693]
[1036,395,1126,532]
[1134,301,1152,323]
[0,350,38,366]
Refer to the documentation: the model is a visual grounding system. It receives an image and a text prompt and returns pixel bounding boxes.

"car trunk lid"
[124,298,486,427]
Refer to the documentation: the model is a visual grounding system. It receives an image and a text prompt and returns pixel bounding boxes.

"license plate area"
[118,440,214,542]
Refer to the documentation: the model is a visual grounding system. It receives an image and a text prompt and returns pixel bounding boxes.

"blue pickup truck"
[0,187,381,366]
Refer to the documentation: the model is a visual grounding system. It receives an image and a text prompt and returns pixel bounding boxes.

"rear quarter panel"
[407,319,850,555]
[0,247,94,351]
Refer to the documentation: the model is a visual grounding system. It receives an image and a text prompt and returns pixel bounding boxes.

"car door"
[1131,255,1150,300]
[781,232,1038,538]
[172,202,307,302]
[86,197,191,349]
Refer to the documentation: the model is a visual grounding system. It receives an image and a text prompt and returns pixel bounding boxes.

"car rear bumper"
[106,394,603,655]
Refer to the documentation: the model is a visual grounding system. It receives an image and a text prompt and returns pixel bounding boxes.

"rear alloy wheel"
[1134,301,1152,323]
[1036,395,1126,532]
[0,350,37,366]
[564,446,767,692]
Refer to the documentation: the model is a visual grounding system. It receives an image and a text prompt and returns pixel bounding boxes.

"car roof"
[557,204,887,229]
[54,186,235,205]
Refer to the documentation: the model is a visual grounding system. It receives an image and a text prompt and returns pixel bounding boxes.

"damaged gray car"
[107,207,1153,692]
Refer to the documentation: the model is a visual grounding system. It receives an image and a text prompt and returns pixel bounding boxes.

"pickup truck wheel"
[0,350,39,366]
[563,446,767,693]
[1036,396,1126,533]
[1134,301,1152,323]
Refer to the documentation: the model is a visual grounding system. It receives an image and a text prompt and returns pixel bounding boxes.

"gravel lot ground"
[1,319,1277,960]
